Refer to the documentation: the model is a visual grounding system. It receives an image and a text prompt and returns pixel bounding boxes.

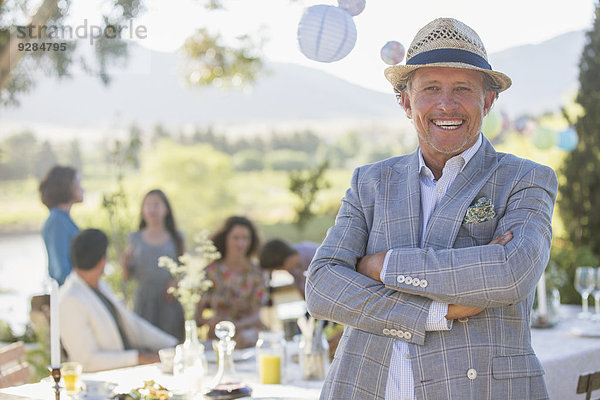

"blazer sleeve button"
[467,368,477,380]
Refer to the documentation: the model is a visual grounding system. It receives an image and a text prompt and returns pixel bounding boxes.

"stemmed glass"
[593,268,600,322]
[575,266,596,319]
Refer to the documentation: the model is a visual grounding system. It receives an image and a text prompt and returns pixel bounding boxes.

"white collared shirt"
[381,134,483,400]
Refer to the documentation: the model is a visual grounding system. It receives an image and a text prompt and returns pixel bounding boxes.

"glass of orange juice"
[61,361,82,395]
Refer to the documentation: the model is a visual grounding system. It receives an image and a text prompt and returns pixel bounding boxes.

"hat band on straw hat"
[406,48,492,70]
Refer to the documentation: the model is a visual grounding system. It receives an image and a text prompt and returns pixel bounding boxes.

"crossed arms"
[305,162,557,344]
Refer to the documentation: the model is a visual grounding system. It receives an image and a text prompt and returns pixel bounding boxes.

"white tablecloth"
[0,344,322,399]
[2,305,599,399]
[532,305,600,400]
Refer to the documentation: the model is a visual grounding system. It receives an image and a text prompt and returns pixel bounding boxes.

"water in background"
[0,233,48,335]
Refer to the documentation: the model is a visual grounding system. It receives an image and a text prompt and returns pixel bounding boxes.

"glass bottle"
[173,320,207,395]
[255,331,286,384]
[299,331,329,381]
[204,321,252,400]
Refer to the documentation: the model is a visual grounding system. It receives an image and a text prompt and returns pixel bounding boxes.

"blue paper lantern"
[557,127,578,151]
[338,0,366,16]
[297,5,357,63]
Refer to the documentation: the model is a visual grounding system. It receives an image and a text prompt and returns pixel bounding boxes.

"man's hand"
[138,352,160,365]
[446,231,514,320]
[356,251,387,281]
[446,304,484,320]
[489,230,512,246]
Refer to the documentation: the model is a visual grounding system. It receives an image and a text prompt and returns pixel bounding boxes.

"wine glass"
[593,268,600,322]
[575,266,596,319]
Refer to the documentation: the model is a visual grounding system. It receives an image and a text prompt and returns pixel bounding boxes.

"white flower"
[159,229,219,320]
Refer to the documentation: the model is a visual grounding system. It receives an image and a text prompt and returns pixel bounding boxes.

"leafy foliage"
[289,161,331,231]
[547,241,599,304]
[138,139,237,233]
[182,28,264,87]
[0,0,144,105]
[558,1,600,257]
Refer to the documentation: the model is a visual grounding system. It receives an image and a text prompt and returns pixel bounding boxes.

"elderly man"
[60,229,177,372]
[306,18,557,399]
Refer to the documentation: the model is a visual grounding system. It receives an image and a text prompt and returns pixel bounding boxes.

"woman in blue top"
[39,166,83,285]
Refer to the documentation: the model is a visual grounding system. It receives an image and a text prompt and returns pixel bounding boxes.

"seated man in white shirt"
[60,228,178,372]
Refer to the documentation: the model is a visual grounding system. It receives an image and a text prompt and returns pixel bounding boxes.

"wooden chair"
[577,370,600,400]
[0,342,32,388]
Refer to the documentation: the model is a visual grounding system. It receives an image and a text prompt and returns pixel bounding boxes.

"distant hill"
[0,46,400,129]
[490,30,585,117]
[0,29,586,137]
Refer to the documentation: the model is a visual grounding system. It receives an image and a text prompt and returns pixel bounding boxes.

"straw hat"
[384,18,511,93]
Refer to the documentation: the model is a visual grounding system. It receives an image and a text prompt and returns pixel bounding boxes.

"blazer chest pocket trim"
[492,353,545,379]
[460,216,497,242]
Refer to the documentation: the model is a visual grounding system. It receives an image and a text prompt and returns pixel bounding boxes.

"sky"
[62,0,599,93]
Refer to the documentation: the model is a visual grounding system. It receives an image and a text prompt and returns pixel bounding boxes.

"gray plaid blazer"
[306,136,557,400]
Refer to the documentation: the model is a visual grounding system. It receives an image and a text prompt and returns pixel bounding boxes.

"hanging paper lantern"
[532,126,557,150]
[380,41,405,65]
[482,109,503,139]
[297,5,357,63]
[337,0,366,16]
[501,112,511,131]
[557,127,578,151]
[513,116,529,134]
[514,117,536,137]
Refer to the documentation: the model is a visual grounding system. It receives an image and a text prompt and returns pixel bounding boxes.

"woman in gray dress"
[121,189,185,342]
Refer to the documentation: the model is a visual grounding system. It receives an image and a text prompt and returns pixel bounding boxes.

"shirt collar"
[418,133,482,178]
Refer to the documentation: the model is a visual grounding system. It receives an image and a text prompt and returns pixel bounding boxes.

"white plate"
[569,326,600,338]
[204,348,255,363]
[77,380,117,399]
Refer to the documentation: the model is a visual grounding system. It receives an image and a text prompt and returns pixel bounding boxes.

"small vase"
[173,320,207,396]
[299,332,329,381]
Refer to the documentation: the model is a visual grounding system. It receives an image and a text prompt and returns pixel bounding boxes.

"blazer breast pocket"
[458,217,498,245]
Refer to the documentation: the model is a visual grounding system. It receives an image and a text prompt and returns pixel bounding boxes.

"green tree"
[558,1,600,256]
[0,130,37,179]
[140,139,236,232]
[289,161,331,231]
[67,139,83,172]
[0,0,144,105]
[33,140,58,179]
[233,149,264,171]
[1,1,273,106]
[266,149,310,171]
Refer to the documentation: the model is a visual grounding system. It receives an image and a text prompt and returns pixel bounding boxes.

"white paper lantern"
[337,0,366,16]
[297,5,357,63]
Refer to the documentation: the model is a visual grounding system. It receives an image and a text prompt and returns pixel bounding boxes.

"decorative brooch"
[463,197,496,224]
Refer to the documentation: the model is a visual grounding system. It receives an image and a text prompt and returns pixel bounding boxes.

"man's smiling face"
[401,67,496,161]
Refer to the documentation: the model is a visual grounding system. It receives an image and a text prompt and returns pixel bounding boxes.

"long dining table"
[0,339,323,399]
[1,305,599,399]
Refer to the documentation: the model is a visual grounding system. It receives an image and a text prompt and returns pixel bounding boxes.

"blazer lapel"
[382,150,421,249]
[423,136,500,250]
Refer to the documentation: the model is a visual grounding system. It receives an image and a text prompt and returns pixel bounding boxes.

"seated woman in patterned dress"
[196,216,268,348]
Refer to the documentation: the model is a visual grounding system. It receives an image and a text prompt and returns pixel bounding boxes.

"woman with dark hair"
[39,165,83,285]
[121,189,185,342]
[196,216,268,348]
